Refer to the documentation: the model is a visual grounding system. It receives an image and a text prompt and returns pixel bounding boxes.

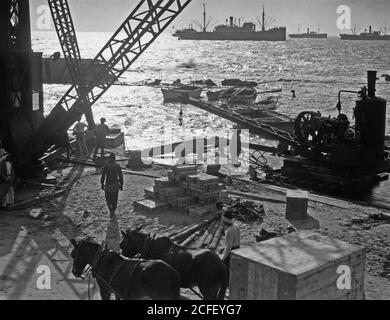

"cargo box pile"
[134,165,224,218]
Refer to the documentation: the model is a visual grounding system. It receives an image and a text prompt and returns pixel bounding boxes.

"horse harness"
[73,240,142,300]
[138,234,175,259]
[138,234,205,300]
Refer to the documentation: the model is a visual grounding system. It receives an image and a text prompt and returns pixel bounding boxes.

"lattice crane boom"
[47,0,95,128]
[31,0,192,159]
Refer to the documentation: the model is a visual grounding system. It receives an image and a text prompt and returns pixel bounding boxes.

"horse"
[70,238,181,300]
[120,227,228,300]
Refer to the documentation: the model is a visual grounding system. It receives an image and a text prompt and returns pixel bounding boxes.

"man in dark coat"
[101,153,123,217]
[94,118,110,158]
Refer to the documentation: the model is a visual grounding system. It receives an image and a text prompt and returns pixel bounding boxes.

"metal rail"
[31,0,193,158]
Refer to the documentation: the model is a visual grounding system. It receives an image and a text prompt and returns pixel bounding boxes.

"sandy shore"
[0,163,389,300]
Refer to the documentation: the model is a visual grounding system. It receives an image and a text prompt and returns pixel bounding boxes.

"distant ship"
[289,26,327,39]
[173,5,286,42]
[340,26,390,40]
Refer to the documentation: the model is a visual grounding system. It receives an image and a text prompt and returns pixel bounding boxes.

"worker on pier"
[0,139,7,160]
[101,153,123,217]
[73,119,88,157]
[94,118,110,158]
[0,153,15,209]
[220,210,240,285]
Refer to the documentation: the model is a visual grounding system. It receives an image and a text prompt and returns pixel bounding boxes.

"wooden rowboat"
[162,85,203,102]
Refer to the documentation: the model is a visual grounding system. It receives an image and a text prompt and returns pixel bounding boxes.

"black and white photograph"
[0,0,390,305]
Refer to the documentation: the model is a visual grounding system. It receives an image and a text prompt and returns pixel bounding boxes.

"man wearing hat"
[101,153,123,217]
[94,118,110,158]
[73,118,88,157]
[221,209,240,284]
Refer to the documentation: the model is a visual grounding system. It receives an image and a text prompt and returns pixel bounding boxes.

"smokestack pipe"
[230,16,234,27]
[367,70,377,98]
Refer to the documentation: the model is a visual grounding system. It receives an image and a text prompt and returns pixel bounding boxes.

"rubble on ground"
[224,198,266,223]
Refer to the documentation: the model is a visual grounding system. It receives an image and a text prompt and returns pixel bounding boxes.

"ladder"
[31,0,193,159]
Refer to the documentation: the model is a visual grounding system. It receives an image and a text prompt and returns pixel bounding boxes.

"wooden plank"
[180,230,203,247]
[227,190,285,204]
[171,217,216,243]
[7,190,67,210]
[197,220,217,248]
[204,222,220,248]
[168,224,194,239]
[209,226,224,251]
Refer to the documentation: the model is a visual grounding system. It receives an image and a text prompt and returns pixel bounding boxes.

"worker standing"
[73,119,88,157]
[94,118,110,158]
[101,153,123,217]
[0,139,7,159]
[220,210,240,285]
[0,153,15,209]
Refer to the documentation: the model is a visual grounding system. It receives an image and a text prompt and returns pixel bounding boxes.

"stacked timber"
[167,216,226,252]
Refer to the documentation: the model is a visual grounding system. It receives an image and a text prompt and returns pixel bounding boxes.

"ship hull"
[289,34,327,39]
[174,29,286,41]
[340,34,390,40]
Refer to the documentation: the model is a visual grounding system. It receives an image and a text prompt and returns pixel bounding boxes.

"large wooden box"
[230,231,365,300]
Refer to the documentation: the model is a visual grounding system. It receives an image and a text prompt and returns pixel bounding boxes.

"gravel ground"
[0,165,389,300]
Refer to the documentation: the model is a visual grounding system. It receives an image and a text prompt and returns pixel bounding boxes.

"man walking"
[101,153,123,217]
[94,118,110,158]
[73,119,88,157]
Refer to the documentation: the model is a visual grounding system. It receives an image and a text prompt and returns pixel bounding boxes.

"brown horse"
[70,238,181,300]
[120,228,228,300]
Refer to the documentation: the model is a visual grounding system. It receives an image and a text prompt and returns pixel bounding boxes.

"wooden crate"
[230,231,365,300]
[286,190,308,220]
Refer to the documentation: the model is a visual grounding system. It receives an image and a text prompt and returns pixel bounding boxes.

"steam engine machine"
[282,71,389,187]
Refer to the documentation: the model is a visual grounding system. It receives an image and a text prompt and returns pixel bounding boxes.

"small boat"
[161,85,203,102]
[206,90,224,101]
[228,87,257,104]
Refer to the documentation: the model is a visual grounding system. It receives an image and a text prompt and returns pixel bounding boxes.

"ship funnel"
[369,26,372,34]
[230,16,234,27]
[367,70,377,98]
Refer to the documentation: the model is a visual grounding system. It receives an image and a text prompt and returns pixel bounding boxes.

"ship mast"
[262,5,265,31]
[203,3,206,32]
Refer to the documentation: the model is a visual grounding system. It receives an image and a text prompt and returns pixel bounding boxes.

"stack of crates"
[137,165,223,216]
[185,173,221,204]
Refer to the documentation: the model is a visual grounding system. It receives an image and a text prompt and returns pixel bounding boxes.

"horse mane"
[78,236,101,248]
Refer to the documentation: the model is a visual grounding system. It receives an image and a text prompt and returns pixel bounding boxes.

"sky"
[30,0,390,36]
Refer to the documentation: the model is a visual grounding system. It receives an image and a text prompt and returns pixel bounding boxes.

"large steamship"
[173,5,286,42]
[289,26,327,39]
[340,26,390,40]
